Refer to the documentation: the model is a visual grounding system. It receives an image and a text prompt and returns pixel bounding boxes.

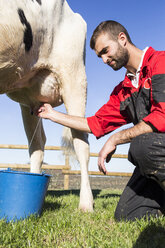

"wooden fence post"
[64,153,69,190]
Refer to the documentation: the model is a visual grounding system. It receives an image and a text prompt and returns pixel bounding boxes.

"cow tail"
[61,127,75,156]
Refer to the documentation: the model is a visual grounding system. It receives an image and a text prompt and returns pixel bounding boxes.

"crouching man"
[37,20,165,221]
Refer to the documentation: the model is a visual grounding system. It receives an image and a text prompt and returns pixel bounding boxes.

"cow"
[0,0,93,212]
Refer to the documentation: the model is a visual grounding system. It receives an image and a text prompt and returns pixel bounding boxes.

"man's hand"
[98,138,116,175]
[37,103,55,119]
[98,121,154,175]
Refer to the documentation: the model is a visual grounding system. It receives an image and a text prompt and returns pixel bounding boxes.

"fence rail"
[0,144,131,189]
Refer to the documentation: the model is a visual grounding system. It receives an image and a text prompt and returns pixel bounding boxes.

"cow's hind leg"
[72,129,93,212]
[63,95,93,212]
[20,104,46,173]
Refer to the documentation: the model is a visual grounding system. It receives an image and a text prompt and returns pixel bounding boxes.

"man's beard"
[108,43,129,71]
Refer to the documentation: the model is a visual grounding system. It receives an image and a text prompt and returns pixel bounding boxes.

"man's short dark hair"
[90,20,133,50]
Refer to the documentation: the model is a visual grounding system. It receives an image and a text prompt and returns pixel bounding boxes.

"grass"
[0,189,165,248]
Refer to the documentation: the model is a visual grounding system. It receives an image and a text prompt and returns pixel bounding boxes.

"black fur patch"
[18,8,33,52]
[36,0,42,5]
[31,0,42,5]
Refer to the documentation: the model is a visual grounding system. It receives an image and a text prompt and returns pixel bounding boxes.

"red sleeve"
[143,52,165,132]
[87,84,129,138]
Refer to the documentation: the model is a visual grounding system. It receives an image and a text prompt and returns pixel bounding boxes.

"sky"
[0,0,165,173]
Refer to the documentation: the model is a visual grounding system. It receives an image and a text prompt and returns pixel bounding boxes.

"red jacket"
[87,47,165,138]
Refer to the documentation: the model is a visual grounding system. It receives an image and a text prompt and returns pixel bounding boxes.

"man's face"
[94,32,129,71]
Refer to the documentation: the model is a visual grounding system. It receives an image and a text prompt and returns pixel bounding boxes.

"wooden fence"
[0,144,132,190]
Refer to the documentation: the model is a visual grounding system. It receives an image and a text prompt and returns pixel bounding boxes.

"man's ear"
[118,32,127,46]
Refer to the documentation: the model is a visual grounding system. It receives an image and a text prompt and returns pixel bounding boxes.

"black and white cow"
[0,0,93,211]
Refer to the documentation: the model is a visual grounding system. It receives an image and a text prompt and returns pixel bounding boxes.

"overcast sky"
[0,0,165,172]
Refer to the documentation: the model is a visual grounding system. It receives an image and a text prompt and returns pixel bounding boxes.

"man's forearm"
[49,110,92,133]
[110,121,154,146]
[37,103,92,133]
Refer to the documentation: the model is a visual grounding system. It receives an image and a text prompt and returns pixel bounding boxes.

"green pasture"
[0,189,164,248]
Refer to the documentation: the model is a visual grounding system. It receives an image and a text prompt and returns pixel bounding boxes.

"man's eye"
[97,47,108,58]
[103,49,108,54]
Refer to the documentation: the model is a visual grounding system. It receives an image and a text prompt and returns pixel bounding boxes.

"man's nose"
[101,55,108,64]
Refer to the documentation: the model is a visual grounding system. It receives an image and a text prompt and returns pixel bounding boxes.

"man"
[37,20,165,221]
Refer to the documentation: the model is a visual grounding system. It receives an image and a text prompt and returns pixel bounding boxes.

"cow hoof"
[78,203,94,213]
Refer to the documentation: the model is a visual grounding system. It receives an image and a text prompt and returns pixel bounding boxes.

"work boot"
[162,182,165,213]
[161,180,165,191]
[157,180,165,215]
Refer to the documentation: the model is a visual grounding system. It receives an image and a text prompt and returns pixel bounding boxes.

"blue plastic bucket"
[0,168,51,222]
